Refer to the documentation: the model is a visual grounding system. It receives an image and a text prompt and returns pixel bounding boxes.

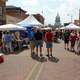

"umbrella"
[0,24,26,31]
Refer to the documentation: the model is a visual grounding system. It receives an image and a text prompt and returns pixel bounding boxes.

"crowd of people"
[29,28,54,57]
[63,30,80,53]
[0,28,80,57]
[29,28,80,58]
[0,31,28,54]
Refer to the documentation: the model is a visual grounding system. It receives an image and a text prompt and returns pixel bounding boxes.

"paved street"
[0,40,80,80]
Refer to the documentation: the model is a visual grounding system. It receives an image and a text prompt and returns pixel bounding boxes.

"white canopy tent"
[65,23,80,30]
[41,27,52,30]
[17,19,31,27]
[0,24,26,31]
[60,27,65,29]
[18,15,43,27]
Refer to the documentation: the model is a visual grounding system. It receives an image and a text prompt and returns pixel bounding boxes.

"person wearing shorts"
[45,30,53,57]
[28,28,35,54]
[34,28,43,57]
[63,30,70,50]
[30,40,35,53]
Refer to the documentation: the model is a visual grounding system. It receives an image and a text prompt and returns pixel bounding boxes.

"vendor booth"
[65,23,80,30]
[0,24,26,31]
[18,15,43,28]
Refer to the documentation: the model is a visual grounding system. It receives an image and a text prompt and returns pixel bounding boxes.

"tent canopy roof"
[65,23,80,29]
[18,15,43,27]
[0,24,26,31]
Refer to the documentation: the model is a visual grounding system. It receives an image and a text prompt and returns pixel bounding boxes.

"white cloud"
[7,0,80,24]
[21,0,38,6]
[52,0,80,24]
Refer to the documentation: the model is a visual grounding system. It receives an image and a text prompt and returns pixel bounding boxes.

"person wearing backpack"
[63,30,70,50]
[45,29,54,57]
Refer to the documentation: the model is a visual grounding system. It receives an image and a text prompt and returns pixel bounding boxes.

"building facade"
[6,6,27,20]
[6,15,22,24]
[6,6,44,24]
[74,20,80,26]
[0,0,7,25]
[26,14,44,24]
[33,14,44,24]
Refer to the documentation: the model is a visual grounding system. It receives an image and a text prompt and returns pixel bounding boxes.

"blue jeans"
[5,42,13,52]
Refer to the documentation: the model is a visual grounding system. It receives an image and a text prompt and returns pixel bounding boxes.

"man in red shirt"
[45,29,54,57]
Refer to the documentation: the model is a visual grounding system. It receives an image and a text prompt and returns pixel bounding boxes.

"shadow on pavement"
[39,57,47,63]
[48,56,59,63]
[75,51,80,56]
[31,53,47,63]
[67,49,76,53]
[2,46,29,55]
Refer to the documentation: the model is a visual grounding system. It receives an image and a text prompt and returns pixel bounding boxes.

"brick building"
[33,14,44,24]
[26,14,44,24]
[6,6,44,24]
[6,6,27,20]
[0,0,7,25]
[74,20,80,26]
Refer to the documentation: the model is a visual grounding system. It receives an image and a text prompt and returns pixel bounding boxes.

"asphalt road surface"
[0,40,80,80]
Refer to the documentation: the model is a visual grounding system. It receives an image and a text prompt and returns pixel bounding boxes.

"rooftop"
[6,5,26,13]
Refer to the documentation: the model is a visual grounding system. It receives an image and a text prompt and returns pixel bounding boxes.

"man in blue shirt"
[28,28,36,54]
[3,31,13,53]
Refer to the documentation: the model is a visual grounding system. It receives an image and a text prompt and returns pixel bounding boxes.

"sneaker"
[67,48,69,50]
[72,50,75,52]
[50,54,53,57]
[40,54,43,57]
[32,52,35,55]
[46,54,49,57]
[35,54,38,57]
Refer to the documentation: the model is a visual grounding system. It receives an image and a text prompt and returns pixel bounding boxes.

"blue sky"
[7,0,80,25]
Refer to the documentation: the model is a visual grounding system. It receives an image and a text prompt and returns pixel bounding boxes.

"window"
[16,9,20,16]
[0,7,2,16]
